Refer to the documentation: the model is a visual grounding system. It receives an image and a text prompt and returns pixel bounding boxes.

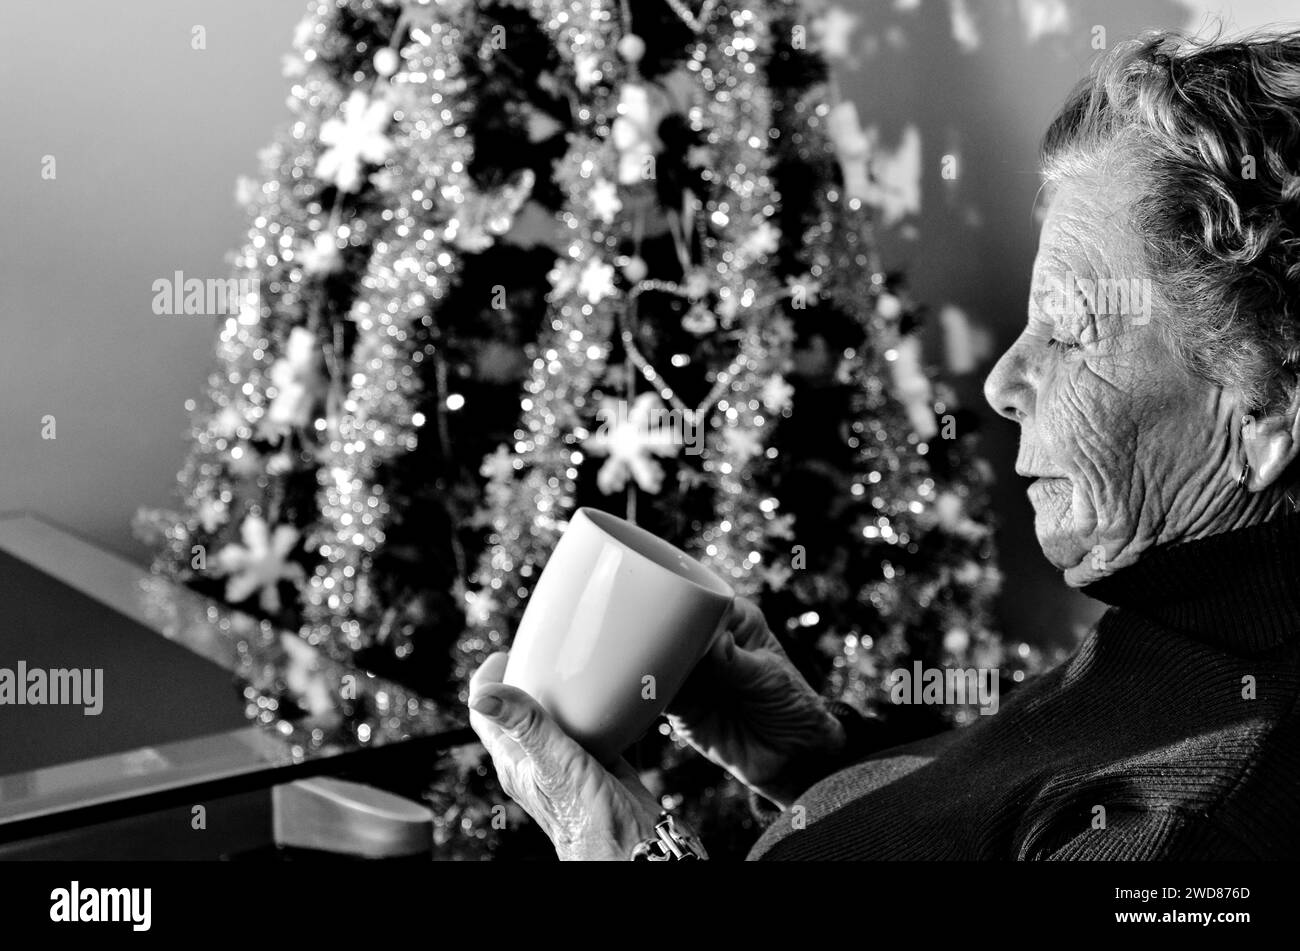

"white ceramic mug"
[503,507,736,764]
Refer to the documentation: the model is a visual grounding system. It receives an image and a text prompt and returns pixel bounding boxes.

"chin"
[1031,494,1091,577]
[1036,533,1090,576]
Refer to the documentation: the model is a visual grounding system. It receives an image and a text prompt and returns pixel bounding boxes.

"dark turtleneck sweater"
[748,514,1300,860]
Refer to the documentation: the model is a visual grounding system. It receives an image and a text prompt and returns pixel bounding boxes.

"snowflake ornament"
[722,425,763,464]
[589,178,622,224]
[577,257,617,304]
[583,393,682,495]
[464,588,500,627]
[212,515,306,613]
[761,375,795,414]
[315,90,394,193]
[741,221,781,259]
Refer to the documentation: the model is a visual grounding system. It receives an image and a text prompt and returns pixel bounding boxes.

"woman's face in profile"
[983,170,1240,587]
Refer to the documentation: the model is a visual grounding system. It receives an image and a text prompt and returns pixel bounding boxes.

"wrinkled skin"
[468,598,843,858]
[468,652,662,861]
[983,168,1300,586]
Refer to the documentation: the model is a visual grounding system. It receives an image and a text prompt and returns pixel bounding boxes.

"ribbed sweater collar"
[1080,512,1300,654]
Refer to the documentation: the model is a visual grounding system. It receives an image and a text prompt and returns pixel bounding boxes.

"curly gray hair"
[1042,29,1300,413]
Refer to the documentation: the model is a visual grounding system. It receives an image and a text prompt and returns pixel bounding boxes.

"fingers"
[697,597,779,684]
[726,596,771,650]
[708,635,777,686]
[705,627,736,666]
[470,681,584,789]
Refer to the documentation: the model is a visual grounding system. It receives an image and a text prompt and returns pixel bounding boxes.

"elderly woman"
[468,30,1300,860]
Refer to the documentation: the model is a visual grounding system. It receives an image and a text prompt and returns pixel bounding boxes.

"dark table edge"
[0,726,476,846]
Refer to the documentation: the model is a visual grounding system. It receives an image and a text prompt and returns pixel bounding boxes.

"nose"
[983,335,1032,423]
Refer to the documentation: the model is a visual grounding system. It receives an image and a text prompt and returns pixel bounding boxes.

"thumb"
[470,684,580,781]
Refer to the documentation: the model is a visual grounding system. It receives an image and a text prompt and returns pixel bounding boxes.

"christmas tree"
[139,0,1051,860]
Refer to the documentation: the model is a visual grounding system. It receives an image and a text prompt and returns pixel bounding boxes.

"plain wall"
[2,0,1296,650]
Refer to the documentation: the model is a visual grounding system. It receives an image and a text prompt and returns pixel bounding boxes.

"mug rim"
[573,507,735,602]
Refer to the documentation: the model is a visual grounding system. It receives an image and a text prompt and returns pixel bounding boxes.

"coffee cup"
[502,507,735,764]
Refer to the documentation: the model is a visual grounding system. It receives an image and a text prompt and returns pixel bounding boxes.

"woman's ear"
[1241,387,1300,490]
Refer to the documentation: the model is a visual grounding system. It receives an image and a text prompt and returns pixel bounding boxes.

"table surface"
[0,514,467,839]
[0,547,252,775]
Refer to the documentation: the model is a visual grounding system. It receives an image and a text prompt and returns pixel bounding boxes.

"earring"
[1237,462,1251,491]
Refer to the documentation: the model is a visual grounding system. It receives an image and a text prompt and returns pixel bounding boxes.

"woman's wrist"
[555,798,661,861]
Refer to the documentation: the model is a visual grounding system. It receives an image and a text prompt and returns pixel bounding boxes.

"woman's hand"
[666,596,846,809]
[467,652,663,861]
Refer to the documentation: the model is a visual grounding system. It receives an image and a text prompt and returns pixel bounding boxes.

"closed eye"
[1047,337,1081,354]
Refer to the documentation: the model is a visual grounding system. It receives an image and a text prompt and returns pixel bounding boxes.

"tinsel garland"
[304,3,480,662]
[418,0,629,854]
[683,2,791,597]
[454,0,626,682]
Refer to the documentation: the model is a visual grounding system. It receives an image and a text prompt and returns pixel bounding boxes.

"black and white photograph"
[1,0,1297,932]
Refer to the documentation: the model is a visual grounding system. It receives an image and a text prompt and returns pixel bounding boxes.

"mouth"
[1016,467,1067,482]
[1025,476,1069,498]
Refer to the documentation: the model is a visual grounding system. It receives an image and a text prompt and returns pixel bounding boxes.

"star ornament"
[212,515,306,613]
[583,394,682,495]
[315,90,395,194]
